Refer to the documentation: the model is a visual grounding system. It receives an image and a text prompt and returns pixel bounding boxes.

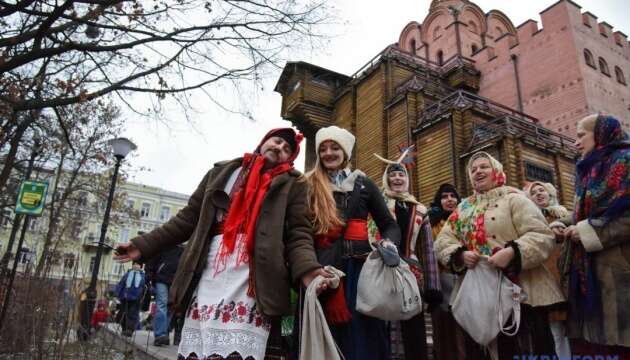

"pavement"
[104,323,180,360]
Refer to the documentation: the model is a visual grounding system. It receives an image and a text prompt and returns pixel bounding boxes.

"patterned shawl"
[574,115,630,225]
[447,152,507,256]
[560,115,630,320]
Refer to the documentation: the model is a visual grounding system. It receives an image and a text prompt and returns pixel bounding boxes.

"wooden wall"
[355,66,387,182]
[283,57,577,209]
[416,121,455,204]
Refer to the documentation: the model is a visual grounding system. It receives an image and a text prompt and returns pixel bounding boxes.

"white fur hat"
[315,126,356,160]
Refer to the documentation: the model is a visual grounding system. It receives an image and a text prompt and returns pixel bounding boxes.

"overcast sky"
[121,0,629,196]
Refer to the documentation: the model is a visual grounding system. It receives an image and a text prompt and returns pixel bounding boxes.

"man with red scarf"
[114,128,328,359]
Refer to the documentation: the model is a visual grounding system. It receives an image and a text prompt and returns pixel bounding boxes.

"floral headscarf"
[466,151,506,192]
[574,115,630,226]
[447,152,508,256]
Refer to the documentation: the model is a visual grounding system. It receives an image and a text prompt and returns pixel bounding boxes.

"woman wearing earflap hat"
[370,149,442,360]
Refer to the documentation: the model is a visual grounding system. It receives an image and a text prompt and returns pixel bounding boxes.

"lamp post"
[79,137,136,340]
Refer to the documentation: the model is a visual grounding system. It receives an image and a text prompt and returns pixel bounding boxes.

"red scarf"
[214,154,292,275]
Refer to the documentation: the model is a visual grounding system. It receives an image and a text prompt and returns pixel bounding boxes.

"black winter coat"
[145,245,184,286]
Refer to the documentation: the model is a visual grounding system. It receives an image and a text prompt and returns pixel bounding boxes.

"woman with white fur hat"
[371,149,442,360]
[305,125,401,360]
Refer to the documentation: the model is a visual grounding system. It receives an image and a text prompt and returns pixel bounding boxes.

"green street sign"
[15,181,48,216]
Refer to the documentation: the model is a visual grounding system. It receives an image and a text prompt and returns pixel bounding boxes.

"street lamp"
[79,137,136,340]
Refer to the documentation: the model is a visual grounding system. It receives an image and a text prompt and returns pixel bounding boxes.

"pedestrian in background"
[116,261,146,337]
[554,114,630,357]
[90,299,109,332]
[145,244,184,346]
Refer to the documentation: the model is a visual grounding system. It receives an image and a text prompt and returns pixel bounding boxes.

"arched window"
[471,44,479,55]
[468,21,478,34]
[495,26,504,37]
[437,50,444,66]
[599,57,610,76]
[583,49,595,68]
[433,26,441,40]
[615,66,627,85]
[410,39,417,55]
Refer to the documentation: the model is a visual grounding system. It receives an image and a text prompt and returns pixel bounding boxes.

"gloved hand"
[375,240,400,267]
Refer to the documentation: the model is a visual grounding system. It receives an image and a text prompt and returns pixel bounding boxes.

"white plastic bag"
[356,248,422,321]
[451,257,526,346]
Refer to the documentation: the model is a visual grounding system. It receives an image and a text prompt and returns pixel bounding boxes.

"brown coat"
[130,158,321,316]
[558,214,630,347]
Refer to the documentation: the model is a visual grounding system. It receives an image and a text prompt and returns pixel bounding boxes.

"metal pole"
[0,148,38,274]
[79,155,122,338]
[0,215,23,274]
[0,215,31,330]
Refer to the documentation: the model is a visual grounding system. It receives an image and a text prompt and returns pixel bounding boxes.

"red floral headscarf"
[466,151,506,192]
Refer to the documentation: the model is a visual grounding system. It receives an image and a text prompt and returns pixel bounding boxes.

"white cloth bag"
[299,266,345,360]
[356,249,422,321]
[451,257,526,346]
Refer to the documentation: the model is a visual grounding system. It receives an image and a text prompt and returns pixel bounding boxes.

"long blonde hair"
[305,160,345,236]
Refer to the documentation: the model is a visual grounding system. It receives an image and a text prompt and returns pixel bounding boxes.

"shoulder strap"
[497,272,522,336]
[344,175,364,220]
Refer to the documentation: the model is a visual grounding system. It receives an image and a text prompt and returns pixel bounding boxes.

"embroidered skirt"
[178,234,271,360]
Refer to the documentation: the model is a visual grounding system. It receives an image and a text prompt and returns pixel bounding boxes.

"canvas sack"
[451,257,526,346]
[356,244,422,321]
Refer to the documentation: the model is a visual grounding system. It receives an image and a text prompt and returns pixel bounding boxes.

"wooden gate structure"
[274,46,577,205]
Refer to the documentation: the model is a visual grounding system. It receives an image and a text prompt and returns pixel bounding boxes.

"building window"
[85,232,96,244]
[112,262,124,276]
[28,217,39,232]
[77,192,88,208]
[615,66,626,85]
[1,209,12,227]
[18,247,35,264]
[63,253,75,270]
[159,206,171,222]
[582,14,590,27]
[468,21,478,34]
[437,50,444,66]
[599,57,610,76]
[71,220,83,238]
[525,162,554,183]
[126,199,135,209]
[409,39,416,55]
[495,26,504,37]
[583,49,595,68]
[45,250,61,266]
[119,228,129,243]
[599,24,607,37]
[140,202,151,218]
[471,44,479,55]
